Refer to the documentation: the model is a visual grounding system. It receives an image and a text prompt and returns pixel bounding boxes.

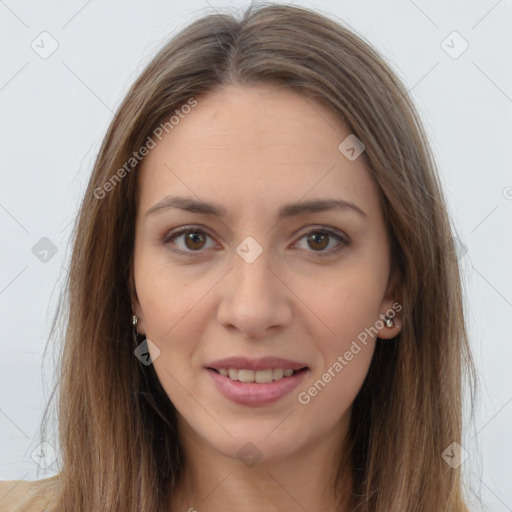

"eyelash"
[162,225,349,258]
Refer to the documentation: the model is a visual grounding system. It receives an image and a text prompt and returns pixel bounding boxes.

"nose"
[216,248,293,340]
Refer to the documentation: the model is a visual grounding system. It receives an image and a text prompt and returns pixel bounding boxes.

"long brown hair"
[25,3,478,510]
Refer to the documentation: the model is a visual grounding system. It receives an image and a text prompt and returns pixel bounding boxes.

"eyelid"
[162,225,218,252]
[292,225,349,257]
[162,224,349,256]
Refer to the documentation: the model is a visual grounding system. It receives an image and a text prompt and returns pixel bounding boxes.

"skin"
[131,82,402,512]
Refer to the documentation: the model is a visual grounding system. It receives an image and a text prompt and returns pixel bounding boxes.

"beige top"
[0,475,60,512]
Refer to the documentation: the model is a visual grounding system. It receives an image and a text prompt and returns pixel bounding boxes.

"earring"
[384,316,394,328]
[132,315,138,327]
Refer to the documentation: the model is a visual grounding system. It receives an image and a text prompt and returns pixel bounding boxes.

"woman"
[0,3,477,511]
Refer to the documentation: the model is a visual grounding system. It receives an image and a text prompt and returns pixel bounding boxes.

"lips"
[206,365,309,405]
[204,356,310,405]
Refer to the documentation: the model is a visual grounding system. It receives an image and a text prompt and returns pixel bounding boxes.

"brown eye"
[295,228,348,256]
[306,232,329,251]
[183,231,207,250]
[163,227,215,255]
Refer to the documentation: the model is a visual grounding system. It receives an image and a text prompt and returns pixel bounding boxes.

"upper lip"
[206,356,308,371]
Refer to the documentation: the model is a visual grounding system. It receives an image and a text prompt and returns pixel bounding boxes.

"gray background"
[0,1,511,511]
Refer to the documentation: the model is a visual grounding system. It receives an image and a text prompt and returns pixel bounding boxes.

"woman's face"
[132,83,400,463]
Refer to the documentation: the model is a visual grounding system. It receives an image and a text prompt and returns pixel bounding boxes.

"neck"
[168,422,354,512]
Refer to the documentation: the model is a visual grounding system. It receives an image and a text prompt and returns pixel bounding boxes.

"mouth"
[205,361,310,406]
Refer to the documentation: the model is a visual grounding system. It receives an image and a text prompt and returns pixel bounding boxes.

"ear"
[376,267,403,340]
[129,273,146,336]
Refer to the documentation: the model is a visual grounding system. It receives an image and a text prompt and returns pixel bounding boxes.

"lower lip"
[206,368,309,406]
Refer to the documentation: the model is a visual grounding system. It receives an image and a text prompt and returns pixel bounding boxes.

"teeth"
[216,368,300,383]
[255,369,273,383]
[238,369,255,382]
[273,368,284,380]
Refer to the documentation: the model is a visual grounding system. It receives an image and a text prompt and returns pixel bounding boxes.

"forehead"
[137,83,379,219]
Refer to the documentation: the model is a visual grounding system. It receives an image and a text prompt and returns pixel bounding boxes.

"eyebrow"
[145,195,367,220]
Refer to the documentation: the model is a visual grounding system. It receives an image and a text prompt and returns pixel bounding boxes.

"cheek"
[297,267,385,346]
[135,254,215,341]
[135,263,211,402]
[292,264,383,409]
[297,342,375,426]
[295,274,378,415]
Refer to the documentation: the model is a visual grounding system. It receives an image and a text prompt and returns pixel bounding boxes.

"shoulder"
[0,474,60,512]
[0,479,33,512]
